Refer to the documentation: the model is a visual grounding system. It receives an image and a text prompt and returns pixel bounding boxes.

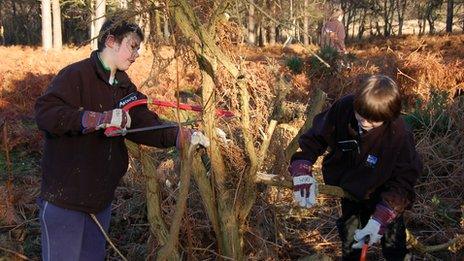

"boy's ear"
[105,35,116,48]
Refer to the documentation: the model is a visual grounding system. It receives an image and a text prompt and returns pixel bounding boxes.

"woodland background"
[0,0,463,260]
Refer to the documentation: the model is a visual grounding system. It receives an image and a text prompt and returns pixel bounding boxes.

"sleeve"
[336,21,346,52]
[124,86,178,148]
[34,68,83,137]
[290,101,338,164]
[381,131,423,213]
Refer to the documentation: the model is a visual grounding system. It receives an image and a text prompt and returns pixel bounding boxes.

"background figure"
[320,8,346,54]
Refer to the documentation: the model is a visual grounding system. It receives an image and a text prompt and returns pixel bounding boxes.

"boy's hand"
[98,109,131,129]
[352,218,382,248]
[352,201,396,248]
[176,128,210,150]
[289,160,317,208]
[81,109,131,133]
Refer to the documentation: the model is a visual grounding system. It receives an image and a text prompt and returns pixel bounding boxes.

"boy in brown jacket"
[35,17,205,260]
[289,75,422,260]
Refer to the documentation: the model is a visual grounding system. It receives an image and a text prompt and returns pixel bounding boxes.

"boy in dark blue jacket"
[289,75,422,260]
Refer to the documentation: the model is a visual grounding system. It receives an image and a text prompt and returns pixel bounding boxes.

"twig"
[190,247,235,260]
[0,245,29,260]
[89,214,128,261]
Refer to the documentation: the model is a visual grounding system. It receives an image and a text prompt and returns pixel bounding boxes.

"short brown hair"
[353,75,401,122]
[97,17,144,51]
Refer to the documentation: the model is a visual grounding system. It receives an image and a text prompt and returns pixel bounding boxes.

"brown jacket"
[291,95,422,212]
[35,51,178,213]
[320,19,346,53]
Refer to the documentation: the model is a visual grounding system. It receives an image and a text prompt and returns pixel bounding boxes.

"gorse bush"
[285,56,304,74]
[308,46,341,77]
[403,90,452,136]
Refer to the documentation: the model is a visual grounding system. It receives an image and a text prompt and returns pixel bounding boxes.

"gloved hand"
[176,128,210,150]
[190,131,210,147]
[81,109,131,133]
[288,160,317,208]
[352,201,397,248]
[352,218,382,248]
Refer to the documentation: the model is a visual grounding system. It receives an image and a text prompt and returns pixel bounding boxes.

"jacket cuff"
[372,201,397,234]
[288,160,312,177]
[81,110,103,134]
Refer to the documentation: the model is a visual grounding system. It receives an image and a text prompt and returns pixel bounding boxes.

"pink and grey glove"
[81,109,131,134]
[352,201,397,248]
[176,128,210,150]
[289,160,317,208]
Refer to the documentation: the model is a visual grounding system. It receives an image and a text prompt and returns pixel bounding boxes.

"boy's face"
[111,32,142,71]
[354,112,383,131]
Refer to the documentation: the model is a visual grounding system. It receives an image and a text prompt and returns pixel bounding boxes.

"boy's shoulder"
[333,94,354,109]
[56,56,94,77]
[390,116,415,144]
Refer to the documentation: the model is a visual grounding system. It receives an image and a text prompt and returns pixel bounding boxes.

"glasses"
[124,37,141,56]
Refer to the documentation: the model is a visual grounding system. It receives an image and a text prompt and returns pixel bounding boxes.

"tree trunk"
[163,14,170,40]
[357,8,367,39]
[259,25,268,46]
[91,0,106,50]
[303,0,309,45]
[155,7,163,39]
[396,0,407,36]
[446,0,454,33]
[247,0,256,45]
[269,2,276,45]
[0,4,4,45]
[52,0,62,50]
[41,0,53,51]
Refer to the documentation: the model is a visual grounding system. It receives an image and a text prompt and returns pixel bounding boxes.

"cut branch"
[157,144,197,260]
[285,88,327,161]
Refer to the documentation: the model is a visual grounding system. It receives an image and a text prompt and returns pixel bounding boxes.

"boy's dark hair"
[353,75,401,122]
[97,17,144,51]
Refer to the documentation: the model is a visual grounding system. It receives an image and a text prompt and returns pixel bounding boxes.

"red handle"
[104,99,148,137]
[104,126,120,137]
[360,242,368,261]
[151,99,234,117]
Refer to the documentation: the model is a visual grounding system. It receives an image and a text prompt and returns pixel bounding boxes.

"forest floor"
[0,33,463,260]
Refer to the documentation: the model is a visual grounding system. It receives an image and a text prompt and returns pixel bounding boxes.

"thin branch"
[208,1,232,33]
[90,214,128,261]
[257,120,278,169]
[157,144,196,260]
[0,245,29,260]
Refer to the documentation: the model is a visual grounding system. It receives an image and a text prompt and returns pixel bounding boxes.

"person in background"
[35,16,206,260]
[288,75,422,260]
[320,7,347,54]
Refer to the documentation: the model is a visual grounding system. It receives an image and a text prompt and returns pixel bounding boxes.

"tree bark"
[247,0,256,45]
[41,0,53,51]
[91,0,106,50]
[303,0,309,45]
[396,0,407,36]
[52,0,62,50]
[155,6,163,39]
[269,2,276,45]
[163,14,170,40]
[446,0,454,33]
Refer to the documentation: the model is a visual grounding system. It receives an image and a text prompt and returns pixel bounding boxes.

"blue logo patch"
[366,154,378,168]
